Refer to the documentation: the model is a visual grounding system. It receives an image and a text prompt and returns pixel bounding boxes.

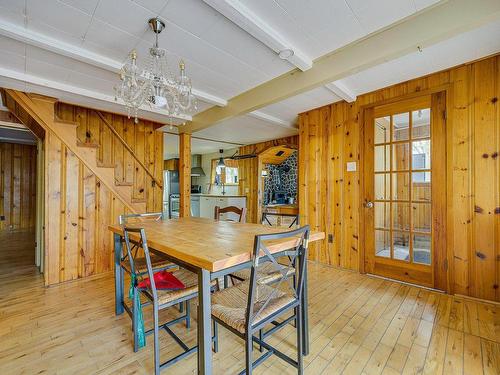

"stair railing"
[93,110,163,189]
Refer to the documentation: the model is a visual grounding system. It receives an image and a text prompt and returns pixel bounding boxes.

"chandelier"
[114,17,197,124]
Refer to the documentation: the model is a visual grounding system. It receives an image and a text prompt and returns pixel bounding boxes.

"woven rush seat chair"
[211,280,294,334]
[118,212,183,351]
[214,205,248,289]
[123,226,218,375]
[119,212,175,275]
[229,262,295,285]
[211,225,310,374]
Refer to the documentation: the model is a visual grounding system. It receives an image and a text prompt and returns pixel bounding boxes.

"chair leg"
[296,306,304,375]
[223,275,229,289]
[153,302,160,375]
[245,334,253,374]
[185,300,191,329]
[213,320,219,353]
[258,329,263,352]
[179,302,184,313]
[132,287,139,352]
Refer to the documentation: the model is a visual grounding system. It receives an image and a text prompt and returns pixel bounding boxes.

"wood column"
[179,133,191,217]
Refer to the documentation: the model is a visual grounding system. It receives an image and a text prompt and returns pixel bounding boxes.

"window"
[224,166,238,184]
[211,158,239,185]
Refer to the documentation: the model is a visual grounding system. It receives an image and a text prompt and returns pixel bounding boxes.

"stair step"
[96,160,116,168]
[115,180,133,186]
[77,140,99,148]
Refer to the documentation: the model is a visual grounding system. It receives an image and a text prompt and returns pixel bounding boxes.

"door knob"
[364,201,374,208]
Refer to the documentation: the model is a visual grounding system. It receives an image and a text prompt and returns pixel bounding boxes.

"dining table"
[109,216,325,375]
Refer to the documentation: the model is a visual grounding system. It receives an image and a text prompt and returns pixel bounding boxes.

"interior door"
[363,93,447,289]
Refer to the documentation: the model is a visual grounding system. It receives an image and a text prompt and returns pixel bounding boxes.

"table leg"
[114,233,124,315]
[302,261,309,355]
[197,268,212,375]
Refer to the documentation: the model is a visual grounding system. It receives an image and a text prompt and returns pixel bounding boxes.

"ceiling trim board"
[324,81,357,103]
[0,20,227,107]
[202,0,312,71]
[248,111,296,128]
[184,0,500,133]
[0,66,193,122]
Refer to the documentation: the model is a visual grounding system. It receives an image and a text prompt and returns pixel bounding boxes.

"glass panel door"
[373,107,432,265]
[363,93,446,289]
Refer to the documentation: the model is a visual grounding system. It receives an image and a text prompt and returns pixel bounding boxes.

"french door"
[363,93,447,289]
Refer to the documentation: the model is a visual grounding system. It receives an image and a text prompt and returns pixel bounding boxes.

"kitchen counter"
[263,204,298,215]
[265,203,297,209]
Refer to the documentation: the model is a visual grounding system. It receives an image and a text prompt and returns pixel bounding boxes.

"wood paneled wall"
[238,135,298,223]
[298,54,500,302]
[44,103,164,285]
[55,103,164,210]
[0,142,37,231]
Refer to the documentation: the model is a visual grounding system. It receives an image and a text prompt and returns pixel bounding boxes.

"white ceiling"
[163,133,243,159]
[0,0,499,153]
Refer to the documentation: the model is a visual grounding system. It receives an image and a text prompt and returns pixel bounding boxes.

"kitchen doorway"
[362,92,447,289]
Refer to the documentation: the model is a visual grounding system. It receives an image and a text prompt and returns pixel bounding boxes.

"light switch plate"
[346,161,357,172]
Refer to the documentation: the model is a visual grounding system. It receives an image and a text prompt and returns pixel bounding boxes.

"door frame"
[358,86,453,293]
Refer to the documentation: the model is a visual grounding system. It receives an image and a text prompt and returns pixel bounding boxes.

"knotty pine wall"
[0,142,37,232]
[298,54,500,302]
[44,103,163,285]
[238,135,298,223]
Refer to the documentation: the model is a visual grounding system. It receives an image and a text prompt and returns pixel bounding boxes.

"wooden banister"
[93,110,163,189]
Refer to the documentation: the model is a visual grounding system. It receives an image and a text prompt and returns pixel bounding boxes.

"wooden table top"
[109,217,324,272]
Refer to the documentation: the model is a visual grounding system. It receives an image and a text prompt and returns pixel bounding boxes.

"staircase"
[3,89,153,214]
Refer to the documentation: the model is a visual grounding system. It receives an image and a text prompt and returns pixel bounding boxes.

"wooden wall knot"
[475,251,486,260]
[71,222,77,227]
[491,97,498,104]
[482,153,489,159]
[491,152,498,159]
[474,206,484,214]
[494,207,500,214]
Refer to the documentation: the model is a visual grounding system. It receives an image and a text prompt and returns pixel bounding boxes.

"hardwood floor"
[0,230,498,374]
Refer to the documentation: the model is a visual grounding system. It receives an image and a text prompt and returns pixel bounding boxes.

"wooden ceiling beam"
[184,0,500,133]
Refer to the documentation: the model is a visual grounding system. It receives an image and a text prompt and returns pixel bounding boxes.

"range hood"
[191,154,206,177]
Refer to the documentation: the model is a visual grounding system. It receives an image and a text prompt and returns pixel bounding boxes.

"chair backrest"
[119,212,163,226]
[245,225,310,331]
[214,206,247,223]
[123,226,158,299]
[261,211,299,228]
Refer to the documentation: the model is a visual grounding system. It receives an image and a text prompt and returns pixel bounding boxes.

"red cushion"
[137,270,185,290]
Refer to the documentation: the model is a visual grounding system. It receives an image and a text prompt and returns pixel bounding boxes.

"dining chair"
[214,205,247,288]
[211,225,310,374]
[214,205,247,223]
[123,226,218,374]
[119,212,175,277]
[118,212,185,352]
[261,211,299,228]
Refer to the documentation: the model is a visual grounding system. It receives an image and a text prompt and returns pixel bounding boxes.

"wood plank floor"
[0,230,498,374]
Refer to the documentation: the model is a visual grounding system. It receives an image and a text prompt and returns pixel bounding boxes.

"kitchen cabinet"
[199,196,246,221]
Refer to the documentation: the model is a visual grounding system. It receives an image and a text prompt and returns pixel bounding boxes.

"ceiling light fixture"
[114,17,197,124]
[217,149,226,168]
[278,48,294,60]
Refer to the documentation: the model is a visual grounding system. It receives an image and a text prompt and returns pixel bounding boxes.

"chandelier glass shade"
[114,17,197,123]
